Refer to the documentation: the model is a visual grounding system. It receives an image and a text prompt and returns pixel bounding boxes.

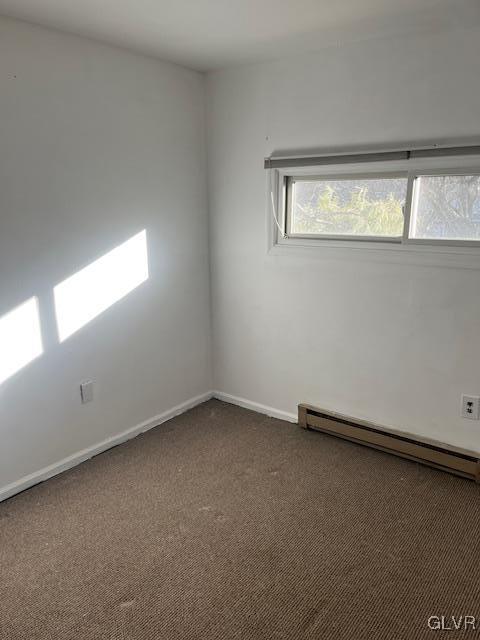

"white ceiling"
[0,0,478,71]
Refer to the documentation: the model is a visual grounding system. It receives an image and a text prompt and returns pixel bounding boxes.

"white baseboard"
[212,390,297,423]
[0,391,213,503]
[1,390,296,504]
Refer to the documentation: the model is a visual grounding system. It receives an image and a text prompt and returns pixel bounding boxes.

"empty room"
[1,1,480,638]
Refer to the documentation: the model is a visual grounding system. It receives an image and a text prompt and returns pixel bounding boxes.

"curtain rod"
[264,144,480,170]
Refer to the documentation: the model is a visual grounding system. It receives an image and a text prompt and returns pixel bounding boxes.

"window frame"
[270,156,480,251]
[285,171,409,243]
[405,167,480,248]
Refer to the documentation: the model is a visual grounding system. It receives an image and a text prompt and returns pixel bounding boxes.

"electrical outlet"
[80,380,94,404]
[461,395,480,420]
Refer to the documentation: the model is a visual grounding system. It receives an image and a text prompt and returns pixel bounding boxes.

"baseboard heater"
[298,404,480,482]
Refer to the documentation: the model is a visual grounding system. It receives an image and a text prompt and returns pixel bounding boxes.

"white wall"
[2,16,480,499]
[207,24,480,452]
[0,17,212,494]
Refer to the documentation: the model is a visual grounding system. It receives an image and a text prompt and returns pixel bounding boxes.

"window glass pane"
[410,175,480,241]
[290,177,407,237]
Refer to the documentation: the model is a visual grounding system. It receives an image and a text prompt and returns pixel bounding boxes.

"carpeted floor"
[1,399,480,639]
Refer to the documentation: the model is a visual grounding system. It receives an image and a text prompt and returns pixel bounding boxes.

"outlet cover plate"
[461,394,480,420]
[80,380,94,404]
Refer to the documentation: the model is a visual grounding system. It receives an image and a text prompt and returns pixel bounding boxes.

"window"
[288,175,408,240]
[410,175,480,241]
[268,145,480,247]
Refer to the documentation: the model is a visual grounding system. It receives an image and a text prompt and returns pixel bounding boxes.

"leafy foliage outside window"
[412,175,480,240]
[291,178,406,237]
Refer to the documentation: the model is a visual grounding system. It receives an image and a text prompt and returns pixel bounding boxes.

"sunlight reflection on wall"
[54,230,149,342]
[0,297,43,386]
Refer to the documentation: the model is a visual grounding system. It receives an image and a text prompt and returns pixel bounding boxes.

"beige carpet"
[1,399,480,639]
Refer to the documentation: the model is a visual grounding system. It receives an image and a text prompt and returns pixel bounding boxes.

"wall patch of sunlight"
[54,230,149,342]
[0,297,43,386]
